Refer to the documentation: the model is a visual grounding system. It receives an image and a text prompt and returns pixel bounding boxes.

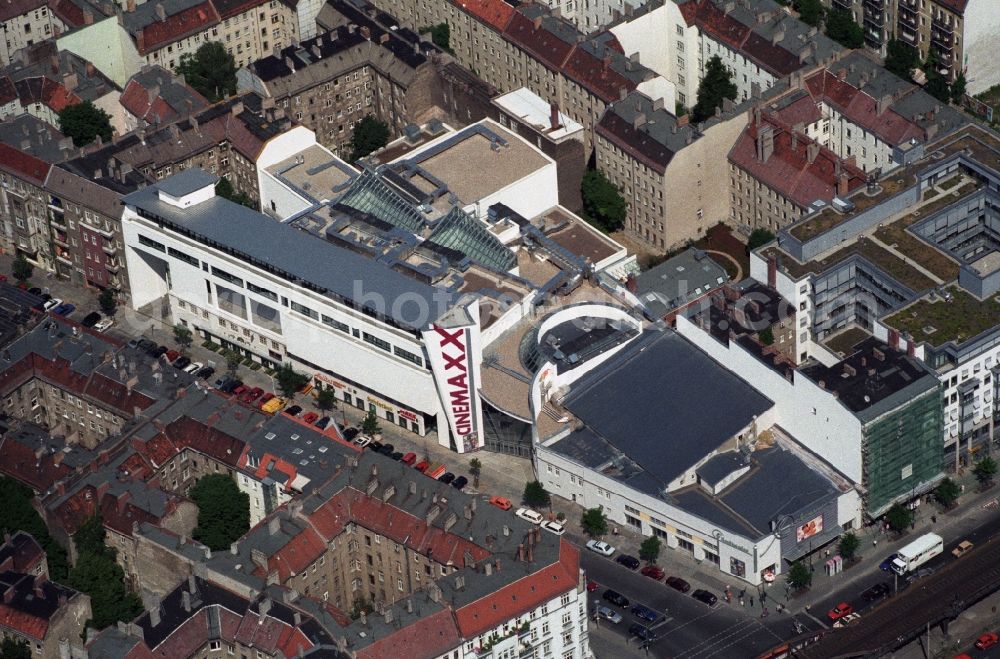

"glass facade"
[482,401,533,457]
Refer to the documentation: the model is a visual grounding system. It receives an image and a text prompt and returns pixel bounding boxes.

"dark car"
[315,416,331,429]
[285,405,302,416]
[451,476,468,490]
[438,472,456,485]
[602,589,629,608]
[369,441,384,453]
[343,427,360,441]
[197,366,215,380]
[127,338,141,349]
[390,452,404,461]
[692,589,718,606]
[28,287,41,296]
[628,623,655,642]
[377,443,394,455]
[665,576,691,593]
[879,553,898,572]
[172,356,191,370]
[215,376,233,389]
[615,555,640,570]
[81,312,101,328]
[863,582,891,601]
[631,604,660,623]
[138,338,157,353]
[220,379,243,394]
[151,345,169,358]
[53,303,75,316]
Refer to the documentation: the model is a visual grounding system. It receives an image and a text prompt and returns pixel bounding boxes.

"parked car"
[377,443,394,455]
[233,385,249,397]
[540,520,565,535]
[137,339,156,353]
[952,540,974,558]
[285,405,303,416]
[342,427,359,441]
[628,624,655,642]
[94,317,114,332]
[221,379,243,394]
[976,632,999,650]
[172,356,191,370]
[151,346,169,359]
[879,553,898,572]
[53,303,75,316]
[315,416,331,429]
[451,476,468,490]
[413,460,430,473]
[183,361,203,375]
[165,350,180,363]
[615,555,640,570]
[261,397,287,414]
[515,508,544,525]
[241,387,263,403]
[827,603,854,621]
[27,287,40,295]
[833,612,862,628]
[196,366,215,380]
[665,576,691,593]
[353,436,372,448]
[640,566,665,581]
[368,441,384,453]
[601,589,629,608]
[127,338,142,349]
[586,580,599,592]
[302,412,319,424]
[401,452,416,466]
[81,312,101,327]
[259,392,275,405]
[631,604,660,624]
[390,452,404,461]
[862,582,891,601]
[438,472,456,485]
[489,496,512,510]
[585,540,615,557]
[596,605,622,624]
[692,590,718,607]
[43,298,62,312]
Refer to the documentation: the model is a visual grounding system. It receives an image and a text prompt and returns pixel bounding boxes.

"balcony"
[55,252,72,266]
[53,233,69,248]
[105,260,121,274]
[101,241,118,256]
[49,211,67,230]
[95,223,115,239]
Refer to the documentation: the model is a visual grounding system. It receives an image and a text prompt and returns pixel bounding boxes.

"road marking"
[673,618,763,658]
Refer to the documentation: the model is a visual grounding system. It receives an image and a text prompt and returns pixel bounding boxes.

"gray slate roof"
[636,248,728,318]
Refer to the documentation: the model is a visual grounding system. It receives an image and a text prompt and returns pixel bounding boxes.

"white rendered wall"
[962,0,1000,94]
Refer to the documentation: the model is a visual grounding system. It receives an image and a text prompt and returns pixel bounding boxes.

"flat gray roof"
[154,167,218,198]
[636,249,728,317]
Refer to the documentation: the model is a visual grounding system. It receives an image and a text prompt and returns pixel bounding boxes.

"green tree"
[69,516,142,630]
[58,101,112,147]
[639,536,662,564]
[225,350,242,376]
[950,72,967,104]
[173,324,193,349]
[316,386,337,411]
[215,176,257,209]
[522,480,551,509]
[974,456,997,487]
[885,40,919,81]
[275,363,309,397]
[0,477,68,581]
[419,23,453,53]
[693,56,738,122]
[580,169,627,233]
[885,503,914,533]
[787,561,812,589]
[758,327,775,346]
[793,0,824,26]
[924,69,952,104]
[580,506,609,538]
[11,254,32,283]
[824,9,864,49]
[349,115,390,161]
[747,228,775,251]
[675,102,688,117]
[0,637,30,659]
[348,595,374,620]
[361,410,382,436]
[469,458,483,488]
[175,41,236,102]
[935,477,961,507]
[189,474,250,551]
[98,288,117,317]
[838,532,860,560]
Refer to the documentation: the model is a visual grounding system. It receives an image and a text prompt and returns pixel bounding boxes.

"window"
[290,300,319,320]
[247,281,277,301]
[394,345,423,367]
[363,332,390,352]
[168,247,199,267]
[212,266,243,287]
[322,315,349,333]
[138,234,166,252]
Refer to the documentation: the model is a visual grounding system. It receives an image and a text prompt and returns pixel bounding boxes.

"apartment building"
[238,23,437,157]
[0,143,52,271]
[0,0,65,67]
[535,0,644,32]
[0,567,91,659]
[823,0,999,92]
[119,64,209,131]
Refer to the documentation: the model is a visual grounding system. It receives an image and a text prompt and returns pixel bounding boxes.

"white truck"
[890,533,943,575]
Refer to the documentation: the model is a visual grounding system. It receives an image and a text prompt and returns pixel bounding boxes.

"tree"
[825,9,864,49]
[11,254,32,283]
[793,0,824,27]
[469,458,483,488]
[349,115,390,161]
[787,561,812,589]
[885,40,919,81]
[69,515,142,630]
[885,503,914,533]
[349,596,374,620]
[316,386,337,411]
[924,70,952,104]
[580,169,627,233]
[974,456,998,487]
[419,23,453,54]
[189,474,250,551]
[0,476,68,581]
[173,324,193,349]
[951,71,967,104]
[98,288,117,316]
[639,536,662,564]
[692,55,738,123]
[675,102,688,117]
[225,350,242,376]
[838,532,860,561]
[935,477,961,507]
[522,480,551,509]
[215,176,257,209]
[361,410,382,437]
[275,363,309,397]
[747,228,775,251]
[58,101,112,147]
[0,637,30,659]
[758,327,775,345]
[175,41,236,102]
[580,506,609,538]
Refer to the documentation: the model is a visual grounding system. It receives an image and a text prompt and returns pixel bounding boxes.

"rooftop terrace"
[883,286,1000,348]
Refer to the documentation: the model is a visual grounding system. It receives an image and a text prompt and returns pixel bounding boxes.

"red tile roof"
[356,607,462,659]
[729,115,867,209]
[455,539,580,637]
[41,78,80,113]
[693,0,750,51]
[936,0,968,13]
[49,0,87,27]
[562,46,635,104]
[139,2,220,54]
[0,77,16,105]
[0,143,51,186]
[0,434,73,492]
[677,0,698,25]
[805,69,924,146]
[504,12,574,71]
[773,93,823,127]
[595,111,674,174]
[0,602,49,640]
[51,483,167,537]
[257,526,326,582]
[212,0,268,20]
[458,0,515,31]
[160,416,246,467]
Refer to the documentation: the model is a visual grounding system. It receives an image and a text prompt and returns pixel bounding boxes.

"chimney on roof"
[83,9,93,24]
[181,590,191,612]
[771,27,785,45]
[837,172,849,197]
[632,112,646,129]
[154,3,165,21]
[230,101,243,116]
[533,16,542,30]
[807,141,819,164]
[379,33,389,45]
[790,132,798,152]
[550,102,560,131]
[517,543,525,562]
[267,515,280,536]
[602,55,611,74]
[284,56,295,72]
[127,0,135,10]
[310,44,321,58]
[756,124,774,163]
[360,25,370,40]
[877,94,892,116]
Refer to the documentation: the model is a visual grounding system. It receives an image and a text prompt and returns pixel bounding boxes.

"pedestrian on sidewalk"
[740,598,744,607]
[750,596,754,607]
[872,538,878,547]
[932,514,937,524]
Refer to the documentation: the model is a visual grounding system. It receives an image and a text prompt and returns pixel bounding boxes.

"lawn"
[885,288,1000,347]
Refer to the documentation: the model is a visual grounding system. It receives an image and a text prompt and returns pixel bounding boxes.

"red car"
[586,580,599,592]
[976,632,999,650]
[241,387,263,403]
[488,496,513,510]
[640,565,665,581]
[413,460,429,473]
[232,385,249,397]
[401,452,417,465]
[258,392,275,407]
[827,603,854,621]
[165,350,180,363]
[302,412,319,424]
